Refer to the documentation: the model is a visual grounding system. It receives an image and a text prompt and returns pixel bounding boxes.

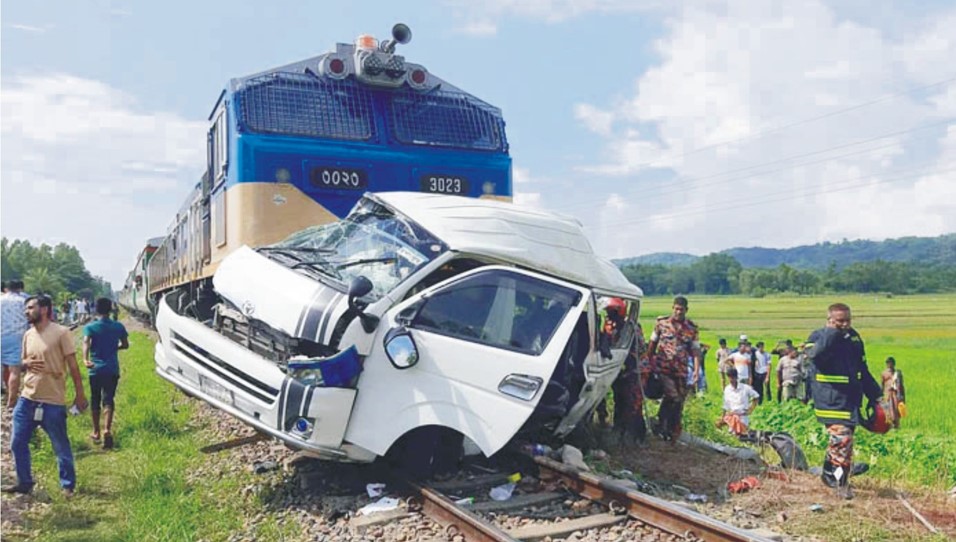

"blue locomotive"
[126,24,512,316]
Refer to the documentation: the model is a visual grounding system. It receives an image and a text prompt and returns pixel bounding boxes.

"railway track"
[197,423,777,541]
[397,455,773,542]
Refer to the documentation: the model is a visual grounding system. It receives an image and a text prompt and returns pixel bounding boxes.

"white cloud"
[456,20,498,37]
[573,103,615,137]
[1,74,206,286]
[446,0,664,35]
[571,0,956,257]
[514,192,543,208]
[512,167,544,208]
[8,23,51,33]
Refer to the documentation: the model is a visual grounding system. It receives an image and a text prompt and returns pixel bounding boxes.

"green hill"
[618,233,955,270]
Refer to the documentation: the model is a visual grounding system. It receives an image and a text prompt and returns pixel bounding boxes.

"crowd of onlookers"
[59,298,93,326]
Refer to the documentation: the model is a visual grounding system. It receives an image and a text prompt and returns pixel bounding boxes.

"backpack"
[768,432,809,471]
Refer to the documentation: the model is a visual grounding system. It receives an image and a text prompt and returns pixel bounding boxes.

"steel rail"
[534,456,773,542]
[403,480,519,542]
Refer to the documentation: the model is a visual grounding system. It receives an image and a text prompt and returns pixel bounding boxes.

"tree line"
[1,238,112,302]
[621,254,956,296]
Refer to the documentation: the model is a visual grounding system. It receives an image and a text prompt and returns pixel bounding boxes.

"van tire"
[388,426,463,479]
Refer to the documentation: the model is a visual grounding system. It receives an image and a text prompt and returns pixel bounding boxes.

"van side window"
[412,270,581,355]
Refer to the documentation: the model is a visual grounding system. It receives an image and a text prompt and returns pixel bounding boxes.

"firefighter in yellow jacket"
[805,302,882,499]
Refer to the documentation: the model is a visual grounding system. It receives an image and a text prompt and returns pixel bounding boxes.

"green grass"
[8,332,297,542]
[10,297,952,539]
[638,294,956,487]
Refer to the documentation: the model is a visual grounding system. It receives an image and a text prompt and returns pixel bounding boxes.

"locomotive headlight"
[275,168,291,184]
[362,53,384,76]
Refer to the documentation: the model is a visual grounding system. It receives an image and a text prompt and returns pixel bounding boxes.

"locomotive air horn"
[381,23,412,53]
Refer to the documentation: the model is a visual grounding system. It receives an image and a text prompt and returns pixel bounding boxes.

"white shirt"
[754,350,771,374]
[723,383,759,415]
[729,352,751,381]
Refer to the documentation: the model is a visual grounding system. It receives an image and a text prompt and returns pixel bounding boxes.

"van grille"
[171,333,279,404]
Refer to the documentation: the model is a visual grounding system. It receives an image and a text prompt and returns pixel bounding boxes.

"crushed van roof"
[370,192,642,299]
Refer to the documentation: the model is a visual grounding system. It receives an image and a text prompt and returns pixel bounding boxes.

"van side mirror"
[348,275,373,302]
[348,275,379,333]
[384,327,419,369]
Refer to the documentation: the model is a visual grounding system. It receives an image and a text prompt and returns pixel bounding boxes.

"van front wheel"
[388,426,463,479]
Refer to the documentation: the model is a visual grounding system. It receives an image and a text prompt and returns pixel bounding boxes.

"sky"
[2,0,955,287]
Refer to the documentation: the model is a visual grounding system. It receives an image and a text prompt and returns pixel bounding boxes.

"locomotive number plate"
[419,174,470,194]
[309,166,368,190]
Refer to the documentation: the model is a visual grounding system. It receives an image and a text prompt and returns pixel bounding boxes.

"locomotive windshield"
[265,198,445,299]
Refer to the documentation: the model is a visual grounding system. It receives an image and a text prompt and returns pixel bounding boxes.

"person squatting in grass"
[715,367,759,436]
[83,298,129,449]
[805,302,882,500]
[3,295,89,497]
[647,295,701,442]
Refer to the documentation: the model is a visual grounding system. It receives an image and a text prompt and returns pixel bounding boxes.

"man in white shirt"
[753,341,772,404]
[729,340,752,385]
[716,368,759,436]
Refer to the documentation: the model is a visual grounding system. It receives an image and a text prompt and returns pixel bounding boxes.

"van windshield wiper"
[291,260,341,281]
[334,257,397,270]
[258,246,334,254]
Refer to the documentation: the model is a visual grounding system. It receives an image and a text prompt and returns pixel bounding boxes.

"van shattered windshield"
[262,198,446,300]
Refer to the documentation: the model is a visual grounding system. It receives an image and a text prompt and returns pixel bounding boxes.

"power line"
[591,162,956,229]
[580,74,956,175]
[547,118,953,214]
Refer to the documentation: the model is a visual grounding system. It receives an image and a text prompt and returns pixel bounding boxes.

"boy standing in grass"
[83,298,129,450]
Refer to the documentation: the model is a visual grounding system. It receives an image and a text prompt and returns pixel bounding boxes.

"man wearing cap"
[728,340,753,386]
[647,296,701,442]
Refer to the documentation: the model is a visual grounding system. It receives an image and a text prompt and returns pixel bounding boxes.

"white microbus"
[154,192,642,472]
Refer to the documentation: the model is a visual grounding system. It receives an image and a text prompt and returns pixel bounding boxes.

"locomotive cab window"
[208,107,228,185]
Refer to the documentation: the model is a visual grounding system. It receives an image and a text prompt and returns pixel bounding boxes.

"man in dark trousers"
[647,296,700,442]
[83,298,129,449]
[4,295,88,496]
[805,302,881,499]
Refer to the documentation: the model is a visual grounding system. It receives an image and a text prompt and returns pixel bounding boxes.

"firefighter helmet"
[861,402,890,434]
[606,297,626,317]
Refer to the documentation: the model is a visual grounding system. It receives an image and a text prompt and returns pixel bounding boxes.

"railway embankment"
[2,327,953,541]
